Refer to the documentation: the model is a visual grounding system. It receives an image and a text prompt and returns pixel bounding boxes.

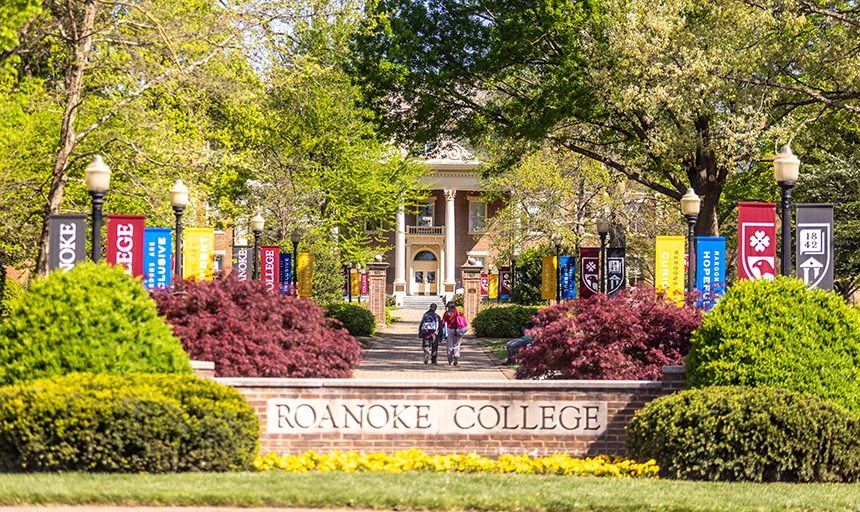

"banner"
[232,246,250,281]
[143,228,172,290]
[298,253,313,297]
[480,273,489,296]
[796,204,834,291]
[360,272,368,295]
[541,256,557,300]
[489,274,498,299]
[696,237,726,311]
[260,246,280,292]
[580,248,600,299]
[559,256,576,300]
[342,265,350,296]
[280,253,292,293]
[48,214,87,273]
[606,247,626,296]
[351,271,360,298]
[656,236,685,305]
[738,202,777,282]
[499,266,511,299]
[107,215,145,278]
[183,227,214,281]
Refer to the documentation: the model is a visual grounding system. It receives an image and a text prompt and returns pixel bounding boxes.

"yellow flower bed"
[252,449,659,478]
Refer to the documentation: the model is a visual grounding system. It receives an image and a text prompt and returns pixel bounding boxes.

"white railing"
[407,226,445,236]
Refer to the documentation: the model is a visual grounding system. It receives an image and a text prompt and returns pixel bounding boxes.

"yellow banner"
[656,236,685,305]
[298,253,313,297]
[183,228,214,281]
[541,256,557,301]
[488,274,498,299]
[351,271,360,298]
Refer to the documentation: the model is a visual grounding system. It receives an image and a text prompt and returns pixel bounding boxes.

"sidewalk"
[353,310,511,380]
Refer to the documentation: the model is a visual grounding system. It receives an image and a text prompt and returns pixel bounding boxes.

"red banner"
[360,272,369,295]
[260,246,280,292]
[738,202,777,282]
[480,273,489,295]
[107,215,145,278]
[499,266,511,298]
[580,247,600,298]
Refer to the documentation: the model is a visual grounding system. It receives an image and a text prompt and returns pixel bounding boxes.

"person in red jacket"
[441,301,464,366]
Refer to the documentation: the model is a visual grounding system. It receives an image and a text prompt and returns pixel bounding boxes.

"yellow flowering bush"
[252,449,659,478]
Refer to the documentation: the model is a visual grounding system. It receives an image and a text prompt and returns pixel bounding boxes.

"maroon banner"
[738,202,777,282]
[499,266,511,299]
[360,272,369,295]
[580,247,600,298]
[342,265,350,295]
[260,246,280,292]
[107,215,145,278]
[480,273,489,296]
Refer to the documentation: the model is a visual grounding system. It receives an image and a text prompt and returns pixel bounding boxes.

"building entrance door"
[413,262,438,295]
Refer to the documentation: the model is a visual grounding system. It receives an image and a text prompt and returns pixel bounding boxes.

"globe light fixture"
[774,145,800,277]
[84,156,112,263]
[680,188,701,294]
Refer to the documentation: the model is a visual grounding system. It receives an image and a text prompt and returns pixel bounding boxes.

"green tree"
[511,245,555,305]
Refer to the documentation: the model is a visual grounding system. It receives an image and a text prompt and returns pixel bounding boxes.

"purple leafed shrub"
[153,274,362,378]
[515,287,702,380]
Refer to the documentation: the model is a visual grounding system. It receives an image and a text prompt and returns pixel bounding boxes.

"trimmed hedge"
[1,277,24,318]
[686,277,860,414]
[626,386,860,482]
[471,305,539,338]
[325,303,377,336]
[0,372,259,473]
[0,262,191,386]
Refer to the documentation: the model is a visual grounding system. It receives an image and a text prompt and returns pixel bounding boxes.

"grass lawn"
[1,471,859,511]
[482,338,518,367]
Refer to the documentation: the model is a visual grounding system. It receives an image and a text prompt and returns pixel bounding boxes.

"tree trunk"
[34,0,98,277]
[696,178,722,237]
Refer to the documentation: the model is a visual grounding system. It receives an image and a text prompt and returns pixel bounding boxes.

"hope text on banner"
[796,204,834,291]
[298,253,313,297]
[696,237,725,311]
[143,228,172,290]
[606,248,626,295]
[183,228,214,281]
[232,246,250,281]
[656,236,685,305]
[560,256,576,299]
[738,202,777,282]
[107,215,145,278]
[541,256,557,300]
[580,248,600,299]
[48,214,87,273]
[261,246,280,292]
[499,267,511,299]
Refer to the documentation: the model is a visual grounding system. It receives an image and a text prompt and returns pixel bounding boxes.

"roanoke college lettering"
[267,399,607,435]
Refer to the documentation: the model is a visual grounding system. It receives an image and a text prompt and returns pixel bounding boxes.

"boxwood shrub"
[0,372,259,473]
[0,262,191,386]
[325,303,376,336]
[471,305,540,338]
[626,386,860,482]
[686,277,860,414]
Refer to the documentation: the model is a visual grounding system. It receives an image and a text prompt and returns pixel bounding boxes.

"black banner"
[606,247,626,296]
[232,245,250,281]
[49,214,88,272]
[796,204,834,291]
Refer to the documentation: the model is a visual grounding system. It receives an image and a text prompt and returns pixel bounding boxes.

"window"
[414,250,437,261]
[417,202,434,227]
[470,201,486,232]
[364,218,382,233]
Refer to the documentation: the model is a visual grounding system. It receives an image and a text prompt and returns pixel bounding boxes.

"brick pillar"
[661,365,686,393]
[461,258,483,324]
[366,255,390,327]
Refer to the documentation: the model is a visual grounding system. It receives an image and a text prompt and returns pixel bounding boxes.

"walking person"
[441,301,467,366]
[418,303,442,365]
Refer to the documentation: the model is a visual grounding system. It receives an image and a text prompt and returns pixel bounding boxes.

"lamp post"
[84,156,111,263]
[250,214,265,280]
[290,228,301,293]
[347,262,353,303]
[681,188,701,294]
[774,145,800,277]
[511,246,521,296]
[552,233,563,302]
[596,216,610,294]
[169,179,189,278]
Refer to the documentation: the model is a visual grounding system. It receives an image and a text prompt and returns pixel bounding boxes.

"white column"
[443,189,456,295]
[393,206,406,303]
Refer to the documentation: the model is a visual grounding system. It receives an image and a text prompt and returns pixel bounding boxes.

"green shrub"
[386,294,397,309]
[471,305,540,338]
[451,293,464,308]
[1,277,24,318]
[0,372,259,473]
[686,277,860,414]
[626,386,860,482]
[325,303,377,336]
[0,262,191,386]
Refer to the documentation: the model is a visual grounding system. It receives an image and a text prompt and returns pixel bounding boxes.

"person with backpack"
[418,303,442,365]
[441,301,467,366]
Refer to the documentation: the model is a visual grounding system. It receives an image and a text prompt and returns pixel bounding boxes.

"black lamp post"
[169,179,189,278]
[552,233,563,302]
[774,145,800,277]
[511,246,521,297]
[250,214,265,280]
[347,261,353,303]
[84,156,111,263]
[596,216,610,294]
[681,188,701,294]
[290,228,301,293]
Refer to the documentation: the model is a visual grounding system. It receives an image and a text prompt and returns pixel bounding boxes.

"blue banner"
[143,228,172,290]
[280,253,292,294]
[696,237,726,310]
[560,256,576,300]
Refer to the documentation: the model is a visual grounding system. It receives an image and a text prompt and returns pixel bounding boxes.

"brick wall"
[218,366,685,458]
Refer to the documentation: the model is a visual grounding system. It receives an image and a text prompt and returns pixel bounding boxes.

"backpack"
[455,313,468,335]
[419,314,439,338]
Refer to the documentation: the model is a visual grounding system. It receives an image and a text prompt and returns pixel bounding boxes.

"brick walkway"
[353,310,511,380]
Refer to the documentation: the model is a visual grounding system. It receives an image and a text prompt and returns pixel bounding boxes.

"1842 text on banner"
[796,204,834,291]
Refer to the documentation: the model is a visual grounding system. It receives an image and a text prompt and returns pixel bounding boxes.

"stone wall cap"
[661,365,686,374]
[214,378,664,390]
[190,360,215,370]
